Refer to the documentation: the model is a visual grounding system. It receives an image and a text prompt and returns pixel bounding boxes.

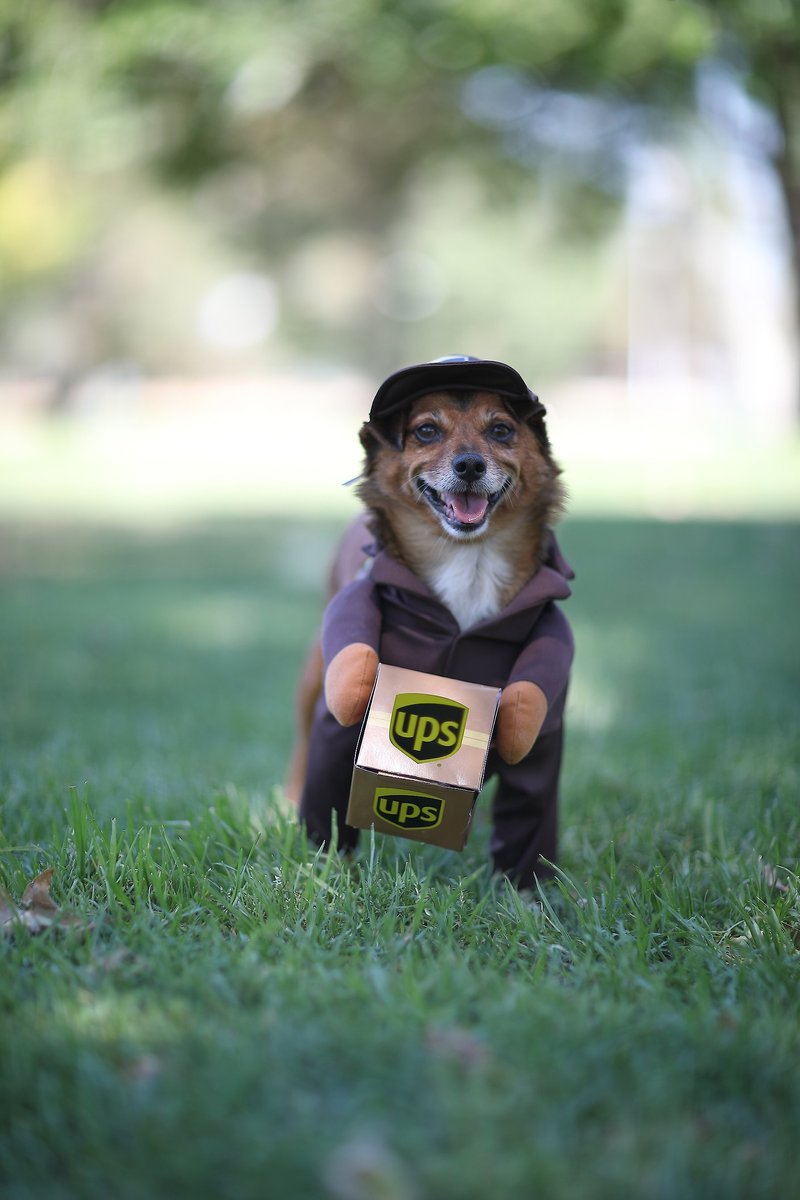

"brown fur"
[284,390,564,803]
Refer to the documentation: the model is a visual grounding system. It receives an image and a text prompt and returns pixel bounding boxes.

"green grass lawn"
[1,513,799,1200]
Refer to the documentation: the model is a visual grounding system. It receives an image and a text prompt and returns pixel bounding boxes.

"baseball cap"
[369,355,546,424]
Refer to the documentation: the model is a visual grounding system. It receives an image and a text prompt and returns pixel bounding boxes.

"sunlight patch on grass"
[0,405,364,523]
[2,400,799,523]
[561,440,800,520]
[565,675,618,732]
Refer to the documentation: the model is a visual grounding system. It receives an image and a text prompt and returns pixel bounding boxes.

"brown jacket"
[321,531,574,731]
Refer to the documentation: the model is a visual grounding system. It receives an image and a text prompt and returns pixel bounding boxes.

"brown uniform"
[299,532,574,888]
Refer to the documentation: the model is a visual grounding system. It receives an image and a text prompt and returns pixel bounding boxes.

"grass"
[1,513,799,1200]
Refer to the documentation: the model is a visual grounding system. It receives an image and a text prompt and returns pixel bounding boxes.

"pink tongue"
[444,491,489,525]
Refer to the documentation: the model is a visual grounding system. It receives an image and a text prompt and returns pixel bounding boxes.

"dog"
[288,357,574,888]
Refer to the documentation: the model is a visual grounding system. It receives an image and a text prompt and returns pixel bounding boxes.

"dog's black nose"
[452,453,487,482]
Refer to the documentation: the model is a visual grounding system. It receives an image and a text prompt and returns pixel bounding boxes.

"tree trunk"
[766,62,800,423]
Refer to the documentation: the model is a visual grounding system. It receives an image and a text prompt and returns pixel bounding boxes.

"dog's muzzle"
[415,477,511,534]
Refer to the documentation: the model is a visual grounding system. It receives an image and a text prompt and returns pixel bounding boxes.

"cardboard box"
[345,664,501,851]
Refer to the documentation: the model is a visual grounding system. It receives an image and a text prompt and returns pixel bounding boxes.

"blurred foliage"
[0,0,714,192]
[703,0,800,294]
[0,0,797,378]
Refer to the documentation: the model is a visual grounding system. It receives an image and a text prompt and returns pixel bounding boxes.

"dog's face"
[361,390,560,543]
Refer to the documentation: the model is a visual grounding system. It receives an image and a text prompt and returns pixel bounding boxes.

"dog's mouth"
[415,478,511,533]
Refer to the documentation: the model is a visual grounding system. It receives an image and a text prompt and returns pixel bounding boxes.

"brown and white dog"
[286,359,566,807]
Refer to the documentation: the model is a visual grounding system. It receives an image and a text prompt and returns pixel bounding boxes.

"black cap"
[369,355,546,424]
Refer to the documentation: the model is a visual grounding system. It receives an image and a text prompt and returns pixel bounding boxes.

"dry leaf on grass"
[783,923,800,950]
[0,868,89,936]
[122,1053,164,1084]
[425,1024,490,1070]
[760,865,799,950]
[323,1132,417,1200]
[762,863,791,893]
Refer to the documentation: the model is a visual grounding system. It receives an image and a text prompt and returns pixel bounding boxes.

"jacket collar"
[368,529,572,629]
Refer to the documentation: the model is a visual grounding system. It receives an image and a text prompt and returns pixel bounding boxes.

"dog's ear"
[359,415,405,468]
[527,414,553,456]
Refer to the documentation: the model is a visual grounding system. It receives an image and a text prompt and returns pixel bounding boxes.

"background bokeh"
[1,0,799,521]
[2,18,799,1196]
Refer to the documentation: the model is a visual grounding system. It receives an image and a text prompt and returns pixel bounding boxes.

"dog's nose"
[452,453,487,483]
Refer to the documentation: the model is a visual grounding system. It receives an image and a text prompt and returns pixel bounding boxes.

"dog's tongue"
[444,491,489,525]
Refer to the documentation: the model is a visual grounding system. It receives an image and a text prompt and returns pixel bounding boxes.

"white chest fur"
[425,540,515,630]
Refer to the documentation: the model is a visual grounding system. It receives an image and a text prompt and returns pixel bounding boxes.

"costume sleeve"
[506,603,574,710]
[320,576,382,669]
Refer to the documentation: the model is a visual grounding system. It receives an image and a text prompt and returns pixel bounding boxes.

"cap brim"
[369,359,545,423]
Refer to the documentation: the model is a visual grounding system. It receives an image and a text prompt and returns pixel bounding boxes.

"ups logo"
[389,692,468,763]
[373,788,444,831]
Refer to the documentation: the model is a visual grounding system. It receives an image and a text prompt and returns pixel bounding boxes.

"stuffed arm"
[496,680,549,765]
[324,643,379,726]
[496,603,575,764]
[320,577,382,727]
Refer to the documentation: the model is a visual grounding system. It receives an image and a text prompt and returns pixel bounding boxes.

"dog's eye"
[414,423,440,444]
[489,422,514,442]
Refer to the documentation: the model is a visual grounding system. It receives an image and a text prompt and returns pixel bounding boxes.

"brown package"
[345,664,501,850]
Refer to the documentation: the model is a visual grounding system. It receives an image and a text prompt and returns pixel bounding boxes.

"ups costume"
[299,530,574,888]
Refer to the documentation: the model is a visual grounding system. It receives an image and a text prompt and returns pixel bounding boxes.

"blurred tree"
[694,0,800,330]
[0,0,798,395]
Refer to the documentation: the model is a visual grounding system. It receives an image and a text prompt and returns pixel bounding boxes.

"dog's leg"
[487,729,563,888]
[298,703,362,852]
[284,636,324,804]
[284,513,373,804]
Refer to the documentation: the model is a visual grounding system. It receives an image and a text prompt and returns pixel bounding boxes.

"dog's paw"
[496,681,547,764]
[324,643,379,726]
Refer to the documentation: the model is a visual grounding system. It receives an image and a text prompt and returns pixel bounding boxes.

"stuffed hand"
[496,681,548,764]
[324,643,379,727]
